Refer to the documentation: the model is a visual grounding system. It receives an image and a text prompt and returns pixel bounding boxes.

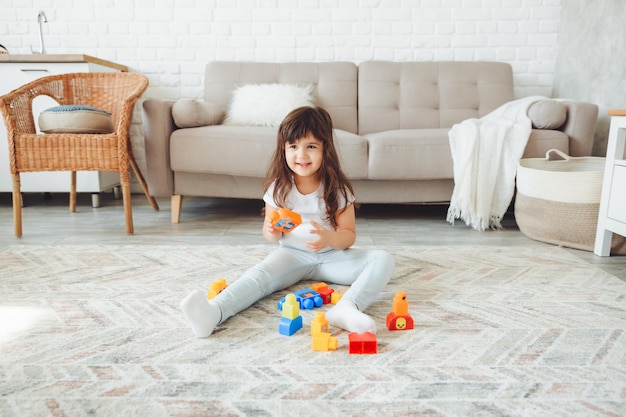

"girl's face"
[284,132,324,181]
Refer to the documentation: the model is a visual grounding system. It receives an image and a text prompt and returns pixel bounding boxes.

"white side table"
[594,109,626,256]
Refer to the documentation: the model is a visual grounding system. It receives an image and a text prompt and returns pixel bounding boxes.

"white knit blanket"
[446,96,546,231]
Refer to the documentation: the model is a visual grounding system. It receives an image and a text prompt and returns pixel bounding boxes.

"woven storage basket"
[515,149,626,254]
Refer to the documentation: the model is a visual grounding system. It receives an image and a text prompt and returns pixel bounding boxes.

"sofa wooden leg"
[171,194,183,224]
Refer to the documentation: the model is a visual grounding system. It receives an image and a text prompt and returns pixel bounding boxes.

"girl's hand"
[306,220,331,252]
[307,204,357,252]
[263,206,282,243]
[265,217,279,234]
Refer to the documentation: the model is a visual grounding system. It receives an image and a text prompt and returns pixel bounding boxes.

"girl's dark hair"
[264,106,354,229]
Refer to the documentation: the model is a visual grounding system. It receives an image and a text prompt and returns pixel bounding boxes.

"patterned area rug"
[0,244,624,417]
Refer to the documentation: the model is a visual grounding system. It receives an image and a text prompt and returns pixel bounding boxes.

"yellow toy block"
[330,290,344,304]
[312,332,338,351]
[281,293,300,320]
[207,278,227,300]
[310,311,329,335]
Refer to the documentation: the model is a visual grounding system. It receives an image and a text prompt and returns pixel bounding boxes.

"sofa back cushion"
[204,61,358,134]
[358,61,515,135]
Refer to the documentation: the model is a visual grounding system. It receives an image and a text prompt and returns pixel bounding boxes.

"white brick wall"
[0,0,564,187]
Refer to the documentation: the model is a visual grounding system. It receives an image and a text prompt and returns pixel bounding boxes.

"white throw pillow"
[223,83,314,127]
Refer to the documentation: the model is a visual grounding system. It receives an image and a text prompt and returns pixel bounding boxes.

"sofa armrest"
[142,98,176,197]
[559,100,599,157]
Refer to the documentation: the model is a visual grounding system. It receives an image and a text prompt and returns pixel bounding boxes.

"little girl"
[181,106,394,337]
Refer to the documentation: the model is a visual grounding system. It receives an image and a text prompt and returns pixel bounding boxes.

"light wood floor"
[1,191,624,280]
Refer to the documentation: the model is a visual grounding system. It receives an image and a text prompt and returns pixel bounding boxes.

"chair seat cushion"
[38,105,114,134]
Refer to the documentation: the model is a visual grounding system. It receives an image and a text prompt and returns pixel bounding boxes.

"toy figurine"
[386,290,414,330]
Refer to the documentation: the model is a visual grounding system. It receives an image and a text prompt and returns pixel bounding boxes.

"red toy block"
[348,332,377,354]
[270,208,302,233]
[386,313,414,330]
[317,287,334,304]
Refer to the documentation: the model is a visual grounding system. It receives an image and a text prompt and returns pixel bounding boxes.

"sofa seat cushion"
[364,129,453,180]
[170,126,368,179]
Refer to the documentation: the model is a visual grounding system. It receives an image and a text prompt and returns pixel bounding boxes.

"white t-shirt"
[263,181,354,252]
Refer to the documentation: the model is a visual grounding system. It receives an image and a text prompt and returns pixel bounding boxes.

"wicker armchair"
[0,72,158,237]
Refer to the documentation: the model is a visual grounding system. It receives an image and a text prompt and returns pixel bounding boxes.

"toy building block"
[386,291,414,331]
[310,282,334,304]
[310,312,337,351]
[318,287,334,304]
[279,315,303,336]
[279,294,303,336]
[278,288,323,311]
[270,208,302,233]
[281,293,301,320]
[330,288,345,304]
[294,289,324,310]
[310,282,335,304]
[207,278,227,300]
[310,312,329,335]
[348,332,377,354]
[310,282,328,292]
[312,331,338,351]
[392,290,409,316]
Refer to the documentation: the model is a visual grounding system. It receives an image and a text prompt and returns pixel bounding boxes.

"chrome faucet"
[31,10,47,54]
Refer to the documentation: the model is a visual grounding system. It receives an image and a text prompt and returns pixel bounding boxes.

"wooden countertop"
[608,109,626,116]
[0,54,127,72]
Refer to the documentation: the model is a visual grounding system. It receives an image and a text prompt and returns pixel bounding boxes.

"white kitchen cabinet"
[594,109,626,256]
[0,55,127,207]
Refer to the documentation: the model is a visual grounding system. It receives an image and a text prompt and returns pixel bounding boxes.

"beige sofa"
[142,61,598,223]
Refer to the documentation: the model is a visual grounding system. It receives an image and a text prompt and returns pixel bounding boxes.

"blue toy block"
[279,316,303,336]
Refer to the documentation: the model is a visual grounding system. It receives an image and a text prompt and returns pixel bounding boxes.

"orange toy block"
[386,291,414,330]
[310,282,328,292]
[207,278,227,300]
[348,332,377,354]
[270,208,302,233]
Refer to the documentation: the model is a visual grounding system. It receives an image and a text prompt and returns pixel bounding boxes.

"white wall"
[554,0,626,156]
[1,0,564,180]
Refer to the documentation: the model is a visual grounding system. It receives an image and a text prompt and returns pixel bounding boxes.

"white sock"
[326,300,376,334]
[180,289,221,338]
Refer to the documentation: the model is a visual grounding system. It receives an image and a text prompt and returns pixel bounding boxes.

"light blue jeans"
[213,246,395,325]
